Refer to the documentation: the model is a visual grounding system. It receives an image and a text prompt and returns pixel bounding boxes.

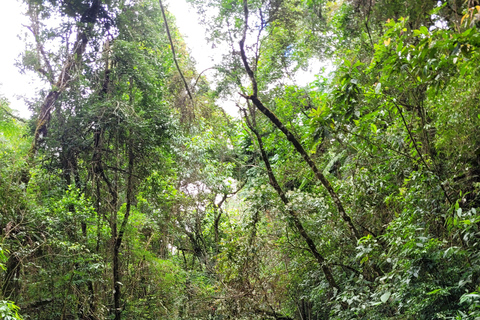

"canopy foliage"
[1,0,480,319]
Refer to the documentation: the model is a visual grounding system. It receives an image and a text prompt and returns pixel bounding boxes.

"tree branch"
[0,105,26,123]
[238,0,360,241]
[158,0,194,102]
[241,106,339,290]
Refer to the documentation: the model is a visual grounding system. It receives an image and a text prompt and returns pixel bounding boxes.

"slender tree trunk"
[243,109,338,289]
[112,225,120,319]
[247,95,360,240]
[213,194,227,255]
[2,253,20,299]
[158,0,193,102]
[113,143,135,320]
[238,0,360,241]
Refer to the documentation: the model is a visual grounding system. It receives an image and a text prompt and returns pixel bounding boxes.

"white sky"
[167,0,217,73]
[0,0,320,119]
[0,0,36,118]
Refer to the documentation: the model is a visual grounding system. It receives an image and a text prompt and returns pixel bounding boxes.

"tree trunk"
[2,253,20,299]
[243,109,339,290]
[113,143,135,320]
[238,0,360,241]
[29,0,102,157]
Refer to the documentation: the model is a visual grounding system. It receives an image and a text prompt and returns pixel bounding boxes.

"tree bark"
[213,194,228,255]
[238,0,360,241]
[158,0,193,102]
[242,109,338,290]
[29,0,102,157]
[113,143,135,320]
[2,253,20,299]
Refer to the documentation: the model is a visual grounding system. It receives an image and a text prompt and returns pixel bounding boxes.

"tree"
[3,0,480,319]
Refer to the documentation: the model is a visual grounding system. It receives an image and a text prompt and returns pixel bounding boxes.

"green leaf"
[460,293,480,304]
[427,288,442,295]
[420,26,429,35]
[380,291,391,303]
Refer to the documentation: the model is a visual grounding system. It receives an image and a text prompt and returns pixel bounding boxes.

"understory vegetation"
[1,0,480,319]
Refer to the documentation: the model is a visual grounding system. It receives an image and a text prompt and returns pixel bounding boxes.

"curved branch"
[242,107,339,290]
[158,0,194,102]
[240,0,258,96]
[193,67,216,89]
[238,0,359,241]
[0,105,26,123]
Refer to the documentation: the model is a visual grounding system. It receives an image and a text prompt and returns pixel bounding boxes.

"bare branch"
[23,12,55,85]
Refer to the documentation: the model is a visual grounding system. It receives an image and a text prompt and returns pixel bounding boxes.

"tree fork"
[29,0,102,158]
